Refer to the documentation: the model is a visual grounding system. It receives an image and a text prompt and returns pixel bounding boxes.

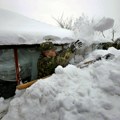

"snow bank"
[0,98,11,119]
[2,48,120,120]
[83,47,120,61]
[0,9,75,45]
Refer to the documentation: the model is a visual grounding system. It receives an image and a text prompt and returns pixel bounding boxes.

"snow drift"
[1,47,120,120]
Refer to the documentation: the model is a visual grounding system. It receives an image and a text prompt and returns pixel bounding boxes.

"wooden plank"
[16,75,51,90]
[0,44,39,49]
[16,80,37,90]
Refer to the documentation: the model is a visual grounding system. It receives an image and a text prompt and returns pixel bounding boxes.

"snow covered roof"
[0,9,75,45]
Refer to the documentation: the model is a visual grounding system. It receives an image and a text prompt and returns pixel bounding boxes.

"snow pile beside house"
[1,47,120,120]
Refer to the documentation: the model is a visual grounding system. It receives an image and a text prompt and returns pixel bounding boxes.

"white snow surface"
[1,47,120,120]
[0,9,75,45]
[73,16,117,46]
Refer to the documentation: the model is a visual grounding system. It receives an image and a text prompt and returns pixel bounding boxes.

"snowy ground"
[0,47,120,120]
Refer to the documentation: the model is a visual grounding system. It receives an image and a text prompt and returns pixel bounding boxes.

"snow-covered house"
[0,9,75,85]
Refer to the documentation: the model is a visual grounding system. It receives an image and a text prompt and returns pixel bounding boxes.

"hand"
[74,40,82,48]
[70,40,82,52]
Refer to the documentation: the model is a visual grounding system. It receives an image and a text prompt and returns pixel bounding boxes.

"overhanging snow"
[0,9,75,45]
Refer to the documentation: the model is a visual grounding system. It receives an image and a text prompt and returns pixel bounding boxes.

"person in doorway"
[37,41,81,79]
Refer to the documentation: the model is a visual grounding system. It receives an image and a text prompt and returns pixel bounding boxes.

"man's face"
[43,49,56,57]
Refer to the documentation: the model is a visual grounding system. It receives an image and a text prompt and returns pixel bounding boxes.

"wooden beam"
[0,44,39,49]
[14,48,20,85]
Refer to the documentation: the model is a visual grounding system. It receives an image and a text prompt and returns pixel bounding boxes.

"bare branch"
[52,14,73,30]
[102,31,105,38]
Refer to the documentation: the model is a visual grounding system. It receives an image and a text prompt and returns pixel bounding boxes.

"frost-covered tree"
[71,14,97,58]
[72,14,95,45]
[111,22,120,41]
[93,17,114,38]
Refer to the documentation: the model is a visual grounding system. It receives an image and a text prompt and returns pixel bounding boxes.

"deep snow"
[0,47,120,120]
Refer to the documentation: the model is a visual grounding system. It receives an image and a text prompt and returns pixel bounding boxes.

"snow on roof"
[0,9,75,45]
